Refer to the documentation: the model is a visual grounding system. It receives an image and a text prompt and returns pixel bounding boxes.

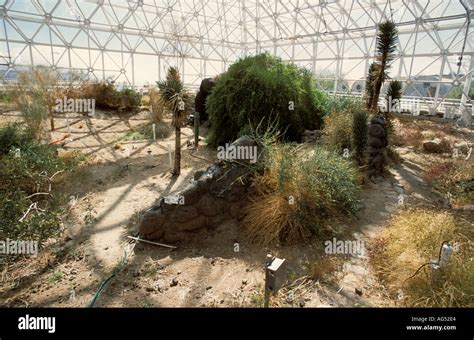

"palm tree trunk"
[174,125,181,176]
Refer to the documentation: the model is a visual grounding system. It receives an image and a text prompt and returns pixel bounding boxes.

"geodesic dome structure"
[0,0,472,115]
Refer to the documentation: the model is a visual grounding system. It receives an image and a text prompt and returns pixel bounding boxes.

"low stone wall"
[138,137,263,243]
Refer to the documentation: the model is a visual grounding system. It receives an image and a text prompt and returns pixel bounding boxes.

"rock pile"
[367,116,388,180]
[138,136,263,243]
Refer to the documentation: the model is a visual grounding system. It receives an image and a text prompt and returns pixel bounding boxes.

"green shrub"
[0,124,82,254]
[321,110,353,152]
[326,95,363,114]
[244,144,362,245]
[206,53,328,147]
[352,108,369,165]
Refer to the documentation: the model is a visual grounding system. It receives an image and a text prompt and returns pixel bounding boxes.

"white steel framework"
[0,0,472,115]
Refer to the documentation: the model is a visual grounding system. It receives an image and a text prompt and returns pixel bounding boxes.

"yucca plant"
[385,80,403,133]
[352,108,369,166]
[157,67,192,176]
[370,21,398,112]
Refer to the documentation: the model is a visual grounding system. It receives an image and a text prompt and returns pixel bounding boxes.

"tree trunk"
[48,107,55,131]
[174,125,181,176]
[371,60,386,112]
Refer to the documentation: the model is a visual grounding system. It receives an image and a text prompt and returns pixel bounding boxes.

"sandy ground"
[0,110,471,307]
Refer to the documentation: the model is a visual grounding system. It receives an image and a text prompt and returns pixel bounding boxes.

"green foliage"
[244,144,362,244]
[0,90,12,102]
[0,124,81,252]
[321,110,353,152]
[206,53,328,147]
[157,66,193,127]
[446,84,474,100]
[352,108,369,165]
[301,148,362,219]
[12,67,57,139]
[386,80,403,110]
[326,95,363,114]
[365,63,376,110]
[371,21,398,111]
[157,67,192,175]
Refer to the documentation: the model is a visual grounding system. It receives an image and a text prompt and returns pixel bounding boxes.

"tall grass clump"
[206,53,328,147]
[371,209,474,307]
[244,144,362,245]
[13,67,59,138]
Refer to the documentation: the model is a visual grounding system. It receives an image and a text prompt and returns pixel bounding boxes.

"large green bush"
[206,53,328,147]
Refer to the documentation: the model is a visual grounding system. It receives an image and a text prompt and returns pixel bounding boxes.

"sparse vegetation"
[371,209,474,307]
[0,124,83,253]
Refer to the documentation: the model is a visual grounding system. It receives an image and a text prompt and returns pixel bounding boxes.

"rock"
[170,278,179,287]
[174,205,199,223]
[177,215,207,232]
[195,78,217,121]
[197,194,223,217]
[423,138,451,153]
[355,288,363,296]
[453,141,470,154]
[139,210,166,235]
[138,136,255,243]
[242,279,248,285]
[206,286,212,290]
[193,170,206,181]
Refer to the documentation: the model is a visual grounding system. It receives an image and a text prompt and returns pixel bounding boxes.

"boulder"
[423,138,451,154]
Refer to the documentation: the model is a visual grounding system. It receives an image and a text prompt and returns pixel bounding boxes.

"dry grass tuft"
[371,209,474,307]
[243,145,361,245]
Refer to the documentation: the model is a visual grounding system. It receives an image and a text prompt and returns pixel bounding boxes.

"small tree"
[157,67,192,176]
[370,21,398,112]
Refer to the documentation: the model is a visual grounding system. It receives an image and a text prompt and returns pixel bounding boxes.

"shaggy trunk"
[371,61,386,113]
[174,125,181,176]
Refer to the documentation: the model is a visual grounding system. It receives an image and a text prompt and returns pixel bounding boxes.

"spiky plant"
[386,80,403,113]
[385,80,403,133]
[352,108,369,166]
[370,20,398,112]
[365,63,376,111]
[157,67,192,176]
